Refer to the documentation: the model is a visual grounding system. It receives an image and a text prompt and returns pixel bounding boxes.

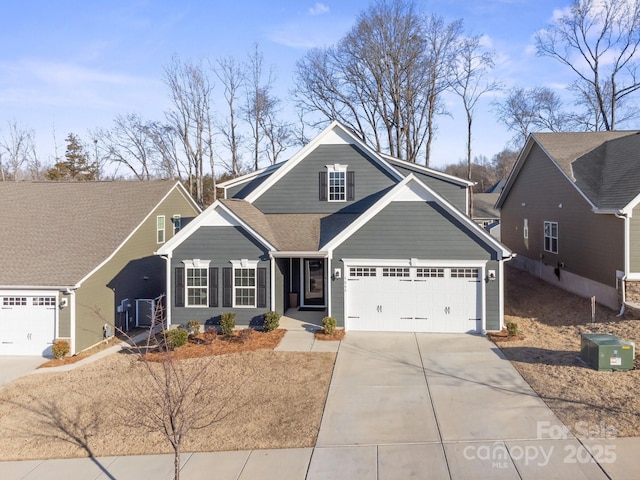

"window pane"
[328,170,346,201]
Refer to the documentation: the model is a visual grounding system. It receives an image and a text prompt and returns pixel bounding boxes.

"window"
[416,268,444,278]
[157,216,165,243]
[183,260,210,306]
[33,297,56,306]
[172,214,182,234]
[382,267,410,277]
[2,297,27,306]
[327,164,347,201]
[231,260,259,307]
[523,219,528,239]
[451,268,479,278]
[350,267,377,277]
[544,221,558,253]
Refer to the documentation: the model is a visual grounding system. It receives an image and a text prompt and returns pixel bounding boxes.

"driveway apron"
[309,332,608,480]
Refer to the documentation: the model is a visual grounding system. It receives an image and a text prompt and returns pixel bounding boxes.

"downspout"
[160,253,172,327]
[270,254,276,312]
[615,211,629,317]
[69,288,76,355]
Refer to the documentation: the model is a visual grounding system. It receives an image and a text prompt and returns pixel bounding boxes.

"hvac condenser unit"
[580,333,635,371]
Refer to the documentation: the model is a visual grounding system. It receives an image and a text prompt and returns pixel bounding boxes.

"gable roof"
[496,131,640,211]
[217,162,284,199]
[0,181,195,287]
[243,121,405,203]
[473,193,500,220]
[323,174,512,258]
[379,153,474,187]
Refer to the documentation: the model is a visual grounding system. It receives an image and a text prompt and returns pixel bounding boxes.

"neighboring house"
[496,131,640,311]
[473,193,500,228]
[157,122,512,334]
[0,181,200,356]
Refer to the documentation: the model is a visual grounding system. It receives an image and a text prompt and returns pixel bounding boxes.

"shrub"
[506,322,518,337]
[322,316,336,335]
[263,311,280,332]
[163,328,189,350]
[187,320,201,335]
[52,339,70,359]
[220,312,236,336]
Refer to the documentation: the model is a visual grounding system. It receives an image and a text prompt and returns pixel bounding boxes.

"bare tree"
[0,120,36,181]
[293,0,461,165]
[164,57,215,206]
[214,55,245,175]
[144,121,186,180]
[491,148,519,181]
[535,0,640,130]
[120,301,239,480]
[451,35,501,181]
[244,44,273,171]
[495,87,569,148]
[94,113,155,180]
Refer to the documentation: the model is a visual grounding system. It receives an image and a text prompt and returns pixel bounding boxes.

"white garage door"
[346,266,482,333]
[0,296,56,355]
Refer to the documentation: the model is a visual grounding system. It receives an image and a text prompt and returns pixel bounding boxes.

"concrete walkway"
[1,331,639,479]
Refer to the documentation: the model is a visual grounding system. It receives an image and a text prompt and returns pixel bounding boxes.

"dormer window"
[319,164,355,202]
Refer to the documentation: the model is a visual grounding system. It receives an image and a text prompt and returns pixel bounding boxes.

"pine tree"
[45,133,99,181]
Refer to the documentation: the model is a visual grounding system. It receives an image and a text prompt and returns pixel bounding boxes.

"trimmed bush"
[52,339,70,359]
[506,322,518,337]
[322,316,336,336]
[263,311,280,332]
[187,320,201,335]
[163,328,189,350]
[220,312,236,336]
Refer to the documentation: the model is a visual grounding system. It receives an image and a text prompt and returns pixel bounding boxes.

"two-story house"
[157,122,512,333]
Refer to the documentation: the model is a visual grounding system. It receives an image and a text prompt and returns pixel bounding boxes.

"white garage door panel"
[0,296,56,356]
[346,266,482,333]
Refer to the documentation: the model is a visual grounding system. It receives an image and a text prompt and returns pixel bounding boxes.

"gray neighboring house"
[0,181,200,356]
[496,131,640,312]
[157,122,512,334]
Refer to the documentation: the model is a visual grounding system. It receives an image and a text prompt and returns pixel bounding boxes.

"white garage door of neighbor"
[346,266,482,333]
[0,296,56,355]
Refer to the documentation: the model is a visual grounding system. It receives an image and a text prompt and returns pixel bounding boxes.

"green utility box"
[580,333,635,371]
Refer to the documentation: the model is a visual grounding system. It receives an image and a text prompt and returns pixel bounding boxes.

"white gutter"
[70,289,77,355]
[615,211,629,316]
[270,251,329,258]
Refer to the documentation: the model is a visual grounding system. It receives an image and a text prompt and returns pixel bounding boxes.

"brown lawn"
[494,266,640,437]
[0,329,334,461]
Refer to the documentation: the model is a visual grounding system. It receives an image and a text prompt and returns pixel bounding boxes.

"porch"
[279,308,326,332]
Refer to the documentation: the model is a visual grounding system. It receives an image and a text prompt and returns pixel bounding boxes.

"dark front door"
[303,258,325,306]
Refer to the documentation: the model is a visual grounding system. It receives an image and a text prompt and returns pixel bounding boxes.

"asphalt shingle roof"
[0,181,180,286]
[221,199,359,251]
[533,131,640,210]
[473,193,500,219]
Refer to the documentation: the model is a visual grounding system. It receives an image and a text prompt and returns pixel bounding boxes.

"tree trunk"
[174,446,181,480]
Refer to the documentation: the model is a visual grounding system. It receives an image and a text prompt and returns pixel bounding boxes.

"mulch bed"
[314,329,345,341]
[487,329,525,343]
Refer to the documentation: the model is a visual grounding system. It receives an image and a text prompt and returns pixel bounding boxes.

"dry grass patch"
[39,335,125,368]
[496,266,640,437]
[0,347,335,461]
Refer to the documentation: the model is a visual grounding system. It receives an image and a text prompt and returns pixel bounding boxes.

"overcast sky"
[0,1,592,171]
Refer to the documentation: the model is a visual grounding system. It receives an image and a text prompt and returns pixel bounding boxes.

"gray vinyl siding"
[630,205,640,273]
[501,143,624,287]
[331,201,500,328]
[226,173,273,199]
[171,226,270,327]
[392,164,468,212]
[253,144,397,214]
[485,260,501,331]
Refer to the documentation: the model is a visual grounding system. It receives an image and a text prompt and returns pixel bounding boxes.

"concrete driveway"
[0,356,46,387]
[309,332,609,480]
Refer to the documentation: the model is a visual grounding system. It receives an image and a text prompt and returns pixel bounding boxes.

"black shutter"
[347,171,355,201]
[319,172,327,201]
[222,267,233,307]
[209,267,218,307]
[175,267,184,307]
[257,268,267,308]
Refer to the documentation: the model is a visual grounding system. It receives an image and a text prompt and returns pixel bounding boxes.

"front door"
[303,259,325,306]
